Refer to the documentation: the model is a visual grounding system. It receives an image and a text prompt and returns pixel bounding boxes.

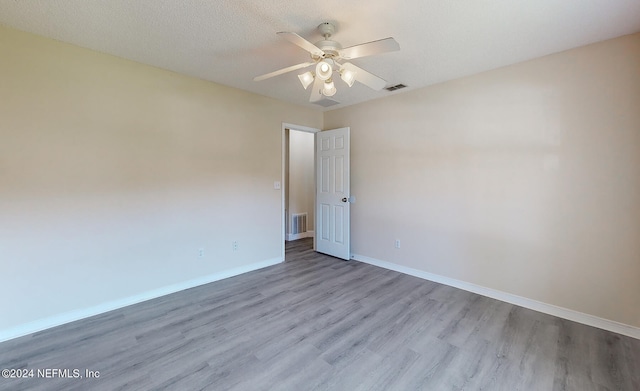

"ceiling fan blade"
[309,76,324,102]
[338,37,400,60]
[253,62,314,82]
[277,32,325,58]
[341,62,387,91]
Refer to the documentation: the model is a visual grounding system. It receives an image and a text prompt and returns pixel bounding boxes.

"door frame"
[281,122,320,260]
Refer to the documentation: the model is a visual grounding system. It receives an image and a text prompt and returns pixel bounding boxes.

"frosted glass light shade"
[316,60,333,81]
[298,71,314,89]
[340,68,356,87]
[322,79,336,96]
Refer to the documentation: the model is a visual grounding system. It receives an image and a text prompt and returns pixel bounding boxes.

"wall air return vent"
[291,213,308,235]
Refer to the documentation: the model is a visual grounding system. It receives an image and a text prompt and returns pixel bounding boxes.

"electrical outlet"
[232,241,239,251]
[198,248,205,257]
[395,240,401,249]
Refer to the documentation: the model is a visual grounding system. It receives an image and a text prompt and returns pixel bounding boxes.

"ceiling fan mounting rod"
[310,23,341,60]
[318,22,335,39]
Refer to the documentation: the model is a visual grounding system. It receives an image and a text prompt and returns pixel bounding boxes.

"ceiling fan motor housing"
[313,22,341,59]
[314,40,342,58]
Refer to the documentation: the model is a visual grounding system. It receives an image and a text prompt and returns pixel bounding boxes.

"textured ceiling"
[1,0,639,111]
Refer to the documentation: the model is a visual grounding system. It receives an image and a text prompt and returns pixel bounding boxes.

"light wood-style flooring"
[1,237,638,390]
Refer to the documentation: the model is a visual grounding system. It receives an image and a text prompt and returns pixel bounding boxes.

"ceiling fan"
[254,23,400,103]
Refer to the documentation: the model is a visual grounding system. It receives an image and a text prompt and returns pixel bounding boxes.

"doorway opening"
[282,123,319,261]
[284,237,314,262]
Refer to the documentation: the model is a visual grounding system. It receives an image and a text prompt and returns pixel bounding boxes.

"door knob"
[342,197,347,202]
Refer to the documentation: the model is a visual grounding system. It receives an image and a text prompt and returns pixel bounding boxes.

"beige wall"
[325,33,640,327]
[288,130,315,234]
[0,25,322,333]
[2,22,639,337]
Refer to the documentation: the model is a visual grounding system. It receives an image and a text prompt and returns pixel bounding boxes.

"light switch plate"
[274,181,281,190]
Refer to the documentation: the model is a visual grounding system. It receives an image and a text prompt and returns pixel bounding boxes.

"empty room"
[1,1,639,390]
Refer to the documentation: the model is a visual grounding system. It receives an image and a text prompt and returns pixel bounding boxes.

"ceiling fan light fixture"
[322,79,337,97]
[340,68,356,87]
[255,24,398,104]
[298,71,314,89]
[316,60,333,81]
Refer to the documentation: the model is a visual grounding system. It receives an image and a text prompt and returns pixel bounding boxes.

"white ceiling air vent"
[385,84,407,91]
[313,98,341,107]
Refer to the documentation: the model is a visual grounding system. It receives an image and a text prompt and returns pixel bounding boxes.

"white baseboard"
[352,253,640,340]
[286,231,315,241]
[0,257,283,343]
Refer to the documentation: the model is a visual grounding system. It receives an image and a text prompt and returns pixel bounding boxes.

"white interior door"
[316,127,350,260]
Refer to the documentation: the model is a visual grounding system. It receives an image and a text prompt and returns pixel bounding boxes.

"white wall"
[325,33,640,328]
[0,25,322,338]
[288,130,315,235]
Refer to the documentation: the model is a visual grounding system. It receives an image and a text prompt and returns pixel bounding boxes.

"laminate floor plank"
[352,347,420,391]
[1,237,638,390]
